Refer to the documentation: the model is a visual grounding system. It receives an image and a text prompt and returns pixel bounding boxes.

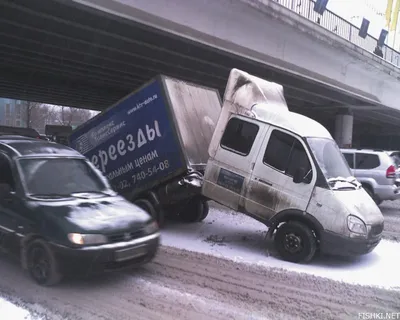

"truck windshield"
[307,138,352,181]
[18,158,109,197]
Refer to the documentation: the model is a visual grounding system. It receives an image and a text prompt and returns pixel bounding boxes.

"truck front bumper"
[319,231,381,256]
[50,233,160,276]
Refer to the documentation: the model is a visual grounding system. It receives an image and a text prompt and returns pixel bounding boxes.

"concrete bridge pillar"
[334,109,353,148]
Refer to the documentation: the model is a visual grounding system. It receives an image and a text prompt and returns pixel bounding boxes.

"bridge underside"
[1,0,400,135]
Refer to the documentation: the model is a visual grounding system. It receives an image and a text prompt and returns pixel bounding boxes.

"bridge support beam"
[334,109,353,148]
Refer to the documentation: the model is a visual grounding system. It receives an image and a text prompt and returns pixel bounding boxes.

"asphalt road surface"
[0,245,399,320]
[380,201,400,241]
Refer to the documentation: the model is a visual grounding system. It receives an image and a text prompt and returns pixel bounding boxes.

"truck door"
[202,116,266,211]
[244,127,316,220]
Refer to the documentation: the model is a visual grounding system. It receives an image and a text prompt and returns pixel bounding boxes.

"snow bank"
[0,296,36,320]
[161,204,400,291]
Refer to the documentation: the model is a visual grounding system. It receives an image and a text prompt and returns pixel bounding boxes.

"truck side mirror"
[293,167,306,184]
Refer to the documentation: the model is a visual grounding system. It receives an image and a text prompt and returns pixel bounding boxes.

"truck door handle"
[257,178,273,186]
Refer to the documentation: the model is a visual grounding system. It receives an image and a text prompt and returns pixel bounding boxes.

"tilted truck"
[69,75,221,226]
[70,69,384,263]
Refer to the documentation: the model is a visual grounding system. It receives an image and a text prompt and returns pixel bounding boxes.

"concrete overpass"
[1,0,400,147]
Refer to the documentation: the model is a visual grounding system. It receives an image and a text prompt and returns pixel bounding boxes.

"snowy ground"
[0,297,32,319]
[1,201,400,319]
[161,202,400,291]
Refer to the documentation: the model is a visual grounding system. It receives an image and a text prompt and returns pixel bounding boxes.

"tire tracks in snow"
[0,246,398,320]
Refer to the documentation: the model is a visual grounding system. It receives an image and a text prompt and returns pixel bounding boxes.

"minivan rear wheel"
[274,221,317,263]
[27,239,62,286]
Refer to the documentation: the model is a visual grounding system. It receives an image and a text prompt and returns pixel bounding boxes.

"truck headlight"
[68,233,108,245]
[143,221,158,235]
[347,215,367,235]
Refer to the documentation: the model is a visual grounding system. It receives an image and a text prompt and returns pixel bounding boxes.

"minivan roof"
[0,125,40,138]
[0,135,83,158]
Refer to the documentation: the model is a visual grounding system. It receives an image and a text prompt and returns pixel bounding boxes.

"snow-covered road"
[1,202,400,319]
[162,202,400,291]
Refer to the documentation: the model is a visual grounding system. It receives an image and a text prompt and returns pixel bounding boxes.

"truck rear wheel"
[134,198,165,227]
[274,221,317,263]
[180,197,209,223]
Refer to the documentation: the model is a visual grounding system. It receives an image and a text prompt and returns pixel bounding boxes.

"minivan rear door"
[354,152,383,184]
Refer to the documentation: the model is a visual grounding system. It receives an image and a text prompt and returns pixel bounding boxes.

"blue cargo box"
[69,75,221,198]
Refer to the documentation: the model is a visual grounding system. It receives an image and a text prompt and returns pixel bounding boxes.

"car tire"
[200,200,210,221]
[26,239,63,286]
[134,198,164,227]
[274,221,317,263]
[180,197,209,223]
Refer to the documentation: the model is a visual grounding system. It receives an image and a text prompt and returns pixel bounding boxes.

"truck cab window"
[263,130,312,182]
[0,154,15,189]
[220,118,259,156]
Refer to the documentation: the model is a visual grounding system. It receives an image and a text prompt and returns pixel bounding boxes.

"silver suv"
[341,149,400,205]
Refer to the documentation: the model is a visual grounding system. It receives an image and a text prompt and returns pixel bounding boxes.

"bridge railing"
[276,0,400,67]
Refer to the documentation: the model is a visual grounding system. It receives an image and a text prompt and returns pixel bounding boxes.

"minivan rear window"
[355,153,380,170]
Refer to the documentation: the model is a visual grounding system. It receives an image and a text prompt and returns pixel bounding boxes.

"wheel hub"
[31,247,50,283]
[284,233,302,253]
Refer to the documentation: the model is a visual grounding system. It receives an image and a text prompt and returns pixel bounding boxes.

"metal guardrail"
[275,0,400,67]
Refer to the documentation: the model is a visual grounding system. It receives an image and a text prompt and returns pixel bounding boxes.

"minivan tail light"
[386,165,396,178]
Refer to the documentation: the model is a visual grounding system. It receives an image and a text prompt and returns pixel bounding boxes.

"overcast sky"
[326,0,397,46]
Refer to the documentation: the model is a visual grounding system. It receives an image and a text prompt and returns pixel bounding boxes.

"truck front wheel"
[180,197,209,223]
[134,198,165,227]
[274,221,317,263]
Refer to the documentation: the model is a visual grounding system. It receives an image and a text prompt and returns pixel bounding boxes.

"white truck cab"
[202,69,384,263]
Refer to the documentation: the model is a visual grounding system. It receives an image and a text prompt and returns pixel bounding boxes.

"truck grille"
[370,223,384,236]
[107,229,144,243]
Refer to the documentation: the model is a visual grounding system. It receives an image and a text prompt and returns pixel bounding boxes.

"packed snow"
[161,203,400,291]
[0,296,37,320]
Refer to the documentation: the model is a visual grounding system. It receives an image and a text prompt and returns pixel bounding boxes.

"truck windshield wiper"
[327,177,360,189]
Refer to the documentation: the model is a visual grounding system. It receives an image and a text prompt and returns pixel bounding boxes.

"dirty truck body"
[70,69,384,263]
[69,76,221,225]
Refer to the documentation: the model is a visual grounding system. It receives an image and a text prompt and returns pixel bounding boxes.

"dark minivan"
[0,135,160,286]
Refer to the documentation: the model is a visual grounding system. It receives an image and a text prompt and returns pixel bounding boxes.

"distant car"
[38,134,51,141]
[341,148,400,205]
[0,135,160,286]
[385,150,400,187]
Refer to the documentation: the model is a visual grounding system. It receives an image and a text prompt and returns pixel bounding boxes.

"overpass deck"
[0,0,400,135]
